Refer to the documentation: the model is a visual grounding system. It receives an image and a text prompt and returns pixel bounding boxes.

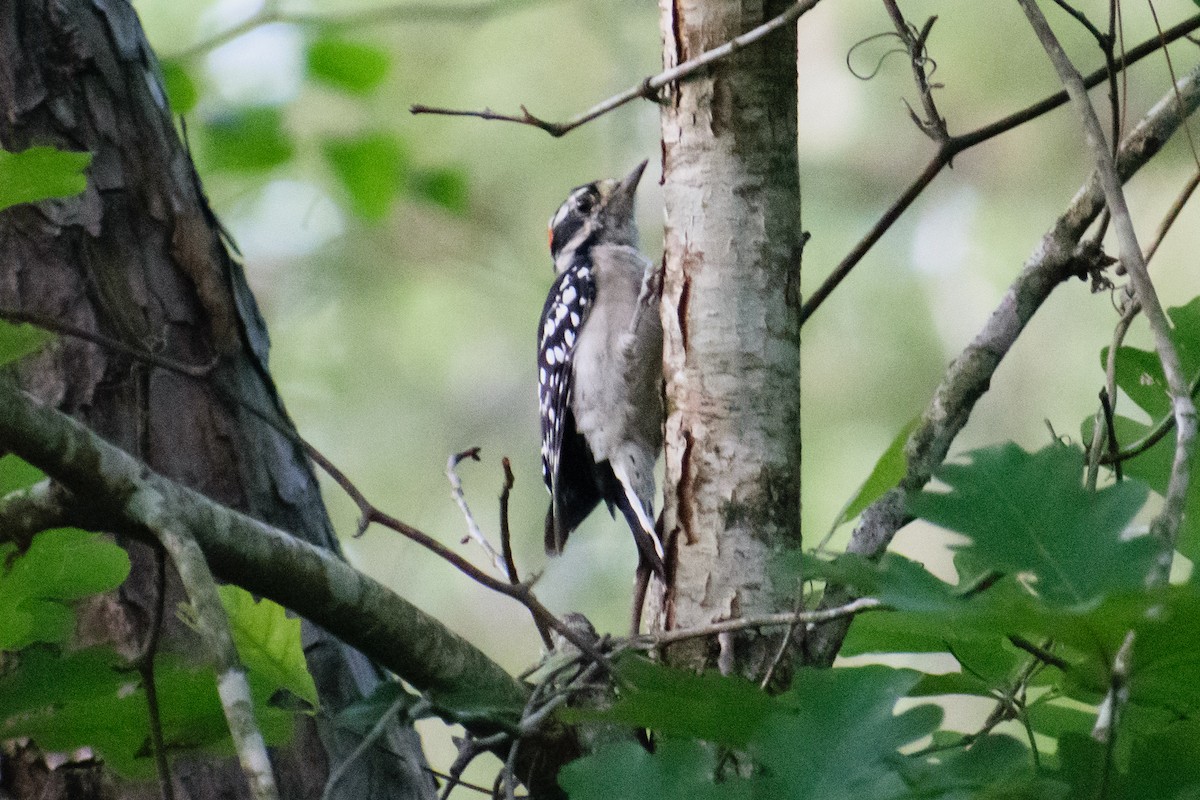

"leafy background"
[8,0,1200,790]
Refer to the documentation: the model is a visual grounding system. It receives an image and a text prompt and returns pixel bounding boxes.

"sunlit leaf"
[306,37,390,95]
[753,667,940,799]
[0,319,53,366]
[802,551,958,613]
[0,647,295,778]
[0,454,44,495]
[1103,345,1170,420]
[0,529,130,649]
[219,585,317,707]
[0,146,91,210]
[900,735,1067,799]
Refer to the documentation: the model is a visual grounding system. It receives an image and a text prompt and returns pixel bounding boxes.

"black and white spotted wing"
[538,262,596,501]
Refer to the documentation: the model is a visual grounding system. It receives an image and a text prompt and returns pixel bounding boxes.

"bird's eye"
[575,192,596,215]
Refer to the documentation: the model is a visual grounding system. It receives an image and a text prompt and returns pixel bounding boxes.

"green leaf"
[0,146,92,210]
[1105,414,1200,563]
[830,416,918,530]
[900,735,1067,799]
[563,666,943,800]
[0,529,130,649]
[219,585,318,708]
[909,443,1153,606]
[559,739,749,800]
[159,59,199,114]
[0,454,45,495]
[306,37,390,95]
[0,647,296,778]
[322,133,406,220]
[411,166,469,215]
[0,319,53,366]
[753,667,941,800]
[1104,345,1171,420]
[802,551,959,612]
[204,108,294,173]
[562,656,773,746]
[334,681,426,736]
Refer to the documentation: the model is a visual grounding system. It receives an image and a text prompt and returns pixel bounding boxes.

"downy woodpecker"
[538,160,665,591]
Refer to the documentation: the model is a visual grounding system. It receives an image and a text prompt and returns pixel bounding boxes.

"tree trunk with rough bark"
[653,0,803,680]
[0,1,434,798]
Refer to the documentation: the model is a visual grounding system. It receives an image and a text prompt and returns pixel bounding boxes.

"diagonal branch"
[799,13,1200,326]
[0,378,533,730]
[411,0,823,137]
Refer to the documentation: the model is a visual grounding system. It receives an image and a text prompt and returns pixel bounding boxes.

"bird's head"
[548,160,647,273]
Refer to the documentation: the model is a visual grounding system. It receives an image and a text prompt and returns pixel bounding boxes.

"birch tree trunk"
[653,0,803,679]
[0,1,433,797]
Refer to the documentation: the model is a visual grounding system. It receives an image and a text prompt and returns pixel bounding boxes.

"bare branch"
[499,457,520,587]
[637,597,884,649]
[0,479,70,549]
[800,13,1200,326]
[0,308,217,377]
[1020,0,1197,581]
[447,447,510,578]
[880,1,947,141]
[411,0,823,137]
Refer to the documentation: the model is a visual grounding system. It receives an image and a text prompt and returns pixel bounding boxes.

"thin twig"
[1008,635,1069,671]
[1103,364,1200,465]
[1100,388,1122,481]
[136,545,175,800]
[1145,171,1200,264]
[498,458,520,586]
[759,589,805,690]
[321,694,419,800]
[880,1,947,142]
[440,732,509,800]
[637,597,884,649]
[799,13,1200,326]
[447,448,510,578]
[1019,0,1197,584]
[1093,630,1135,798]
[0,308,217,377]
[411,0,823,137]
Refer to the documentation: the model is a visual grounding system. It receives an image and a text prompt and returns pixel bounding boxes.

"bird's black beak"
[618,159,648,197]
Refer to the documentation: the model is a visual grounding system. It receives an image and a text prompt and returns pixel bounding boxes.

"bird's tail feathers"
[611,462,666,577]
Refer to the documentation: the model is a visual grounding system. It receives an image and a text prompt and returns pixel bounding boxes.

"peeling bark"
[653,0,802,680]
[0,1,433,797]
